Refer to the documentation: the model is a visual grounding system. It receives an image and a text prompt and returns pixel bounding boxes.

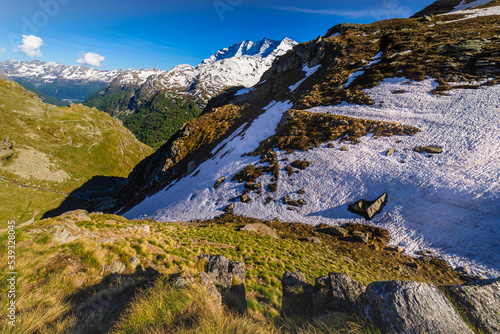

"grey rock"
[282,271,313,316]
[199,272,222,306]
[358,280,473,334]
[200,254,246,313]
[326,226,348,237]
[352,231,370,244]
[282,271,307,290]
[423,145,443,154]
[223,203,235,212]
[446,279,500,334]
[205,255,232,291]
[240,223,278,239]
[297,189,305,194]
[348,193,388,220]
[386,245,405,253]
[240,194,252,203]
[214,177,225,189]
[386,147,396,156]
[453,40,486,52]
[313,272,366,313]
[305,237,321,244]
[51,222,81,244]
[110,261,126,274]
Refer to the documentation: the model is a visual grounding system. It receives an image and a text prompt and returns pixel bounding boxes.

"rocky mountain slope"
[84,38,297,148]
[3,210,498,333]
[0,79,152,227]
[0,59,127,101]
[95,0,500,278]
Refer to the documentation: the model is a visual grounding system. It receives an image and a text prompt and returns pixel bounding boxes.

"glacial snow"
[125,78,500,278]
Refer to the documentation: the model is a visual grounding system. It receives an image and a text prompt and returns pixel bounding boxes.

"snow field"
[125,77,500,277]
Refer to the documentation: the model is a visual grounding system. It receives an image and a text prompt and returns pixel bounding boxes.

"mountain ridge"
[92,1,500,278]
[84,37,297,148]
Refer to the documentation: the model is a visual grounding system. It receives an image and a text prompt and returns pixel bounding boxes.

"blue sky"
[0,0,435,70]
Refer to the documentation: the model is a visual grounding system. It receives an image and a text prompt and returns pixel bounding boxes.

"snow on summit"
[125,78,500,278]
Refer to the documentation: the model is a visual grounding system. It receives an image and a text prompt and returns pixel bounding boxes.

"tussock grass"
[0,213,465,333]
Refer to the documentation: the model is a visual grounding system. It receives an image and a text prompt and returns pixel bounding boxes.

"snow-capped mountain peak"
[0,59,127,83]
[202,37,297,64]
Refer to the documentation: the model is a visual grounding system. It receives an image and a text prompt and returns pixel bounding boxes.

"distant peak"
[202,37,297,64]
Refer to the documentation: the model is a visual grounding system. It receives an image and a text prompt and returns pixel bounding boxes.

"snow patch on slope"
[124,78,500,278]
[443,0,500,21]
[452,0,495,11]
[289,64,321,92]
[124,100,293,221]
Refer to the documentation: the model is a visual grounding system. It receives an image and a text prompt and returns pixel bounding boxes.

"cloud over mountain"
[77,51,105,67]
[17,35,45,58]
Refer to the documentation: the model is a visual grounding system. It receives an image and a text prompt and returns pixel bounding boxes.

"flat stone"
[386,147,396,156]
[305,237,321,244]
[326,226,348,237]
[423,145,443,154]
[386,246,405,253]
[110,261,126,274]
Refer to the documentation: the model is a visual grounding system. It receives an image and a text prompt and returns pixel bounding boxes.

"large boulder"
[281,271,313,316]
[358,280,473,334]
[200,254,247,313]
[313,272,365,313]
[446,279,500,334]
[239,223,278,239]
[348,193,388,221]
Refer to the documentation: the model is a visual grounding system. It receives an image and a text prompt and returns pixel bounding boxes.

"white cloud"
[76,51,105,67]
[16,35,45,58]
[0,48,6,53]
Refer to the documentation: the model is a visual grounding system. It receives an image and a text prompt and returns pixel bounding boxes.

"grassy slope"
[16,82,68,106]
[0,79,153,227]
[0,212,465,333]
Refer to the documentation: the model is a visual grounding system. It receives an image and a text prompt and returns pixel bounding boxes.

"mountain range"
[0,59,127,101]
[97,0,500,278]
[1,0,500,332]
[84,37,297,148]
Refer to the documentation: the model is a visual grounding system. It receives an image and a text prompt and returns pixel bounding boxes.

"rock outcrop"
[446,279,500,334]
[313,272,366,313]
[281,271,313,316]
[358,280,473,334]
[199,254,247,313]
